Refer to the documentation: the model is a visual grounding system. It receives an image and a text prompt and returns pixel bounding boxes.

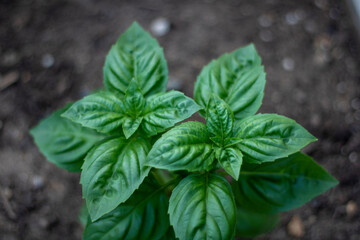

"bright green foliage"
[232,152,338,213]
[146,121,215,171]
[30,104,105,172]
[83,178,170,240]
[30,22,337,240]
[81,136,151,221]
[169,173,236,240]
[194,44,265,119]
[104,22,168,98]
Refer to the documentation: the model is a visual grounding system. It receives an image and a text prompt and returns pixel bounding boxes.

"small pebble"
[282,58,295,71]
[349,152,358,163]
[351,98,360,110]
[259,30,274,42]
[336,82,346,94]
[258,14,273,27]
[287,215,305,238]
[1,51,19,66]
[150,18,170,37]
[285,12,299,25]
[41,54,55,68]
[346,200,357,217]
[0,71,19,91]
[32,175,45,190]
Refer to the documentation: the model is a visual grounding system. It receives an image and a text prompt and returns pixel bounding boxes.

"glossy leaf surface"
[62,91,126,134]
[232,152,338,213]
[169,173,236,240]
[30,104,104,172]
[104,22,168,98]
[194,44,265,119]
[218,147,243,180]
[235,114,317,163]
[81,136,151,221]
[124,79,146,118]
[142,91,200,137]
[146,121,215,171]
[84,179,169,240]
[206,95,234,146]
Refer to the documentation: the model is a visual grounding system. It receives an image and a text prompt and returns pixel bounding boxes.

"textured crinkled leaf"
[235,207,280,238]
[142,91,200,136]
[104,22,168,98]
[124,79,146,117]
[30,104,104,172]
[232,152,338,213]
[218,147,243,180]
[194,44,265,119]
[62,91,126,134]
[146,121,215,172]
[83,179,169,240]
[206,95,234,146]
[169,173,236,240]
[122,117,143,139]
[235,114,317,163]
[81,136,151,221]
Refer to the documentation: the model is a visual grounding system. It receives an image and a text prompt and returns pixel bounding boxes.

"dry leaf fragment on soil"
[287,215,305,238]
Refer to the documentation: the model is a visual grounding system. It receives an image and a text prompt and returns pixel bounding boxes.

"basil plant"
[31,22,338,240]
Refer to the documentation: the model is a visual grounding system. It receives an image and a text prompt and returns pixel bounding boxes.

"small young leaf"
[218,147,243,180]
[206,95,234,146]
[169,173,236,240]
[142,91,200,137]
[235,114,317,163]
[104,22,168,98]
[83,179,170,240]
[30,104,104,172]
[232,152,338,213]
[81,136,151,221]
[194,44,265,119]
[124,79,146,118]
[146,121,215,172]
[235,207,280,238]
[122,116,143,139]
[62,91,126,134]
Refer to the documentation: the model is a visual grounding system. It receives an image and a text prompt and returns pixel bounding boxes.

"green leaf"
[122,117,143,139]
[81,136,151,221]
[146,121,215,172]
[169,173,236,240]
[218,147,243,180]
[83,179,170,240]
[124,79,146,117]
[62,91,126,134]
[142,91,201,137]
[235,207,280,238]
[206,95,234,146]
[232,152,338,213]
[30,104,104,172]
[104,22,168,98]
[235,114,317,163]
[194,44,265,119]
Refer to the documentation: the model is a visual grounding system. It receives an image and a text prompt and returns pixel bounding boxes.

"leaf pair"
[62,82,199,139]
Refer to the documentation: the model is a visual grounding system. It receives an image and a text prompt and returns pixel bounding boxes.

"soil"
[0,0,359,239]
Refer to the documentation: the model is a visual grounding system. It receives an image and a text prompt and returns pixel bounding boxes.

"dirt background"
[0,0,359,239]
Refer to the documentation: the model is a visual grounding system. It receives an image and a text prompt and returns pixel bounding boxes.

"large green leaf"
[141,91,200,137]
[145,121,215,172]
[194,44,265,119]
[104,22,168,98]
[169,173,236,240]
[206,95,234,146]
[232,152,338,213]
[83,179,170,240]
[30,104,104,172]
[62,91,126,134]
[81,136,151,221]
[235,114,317,163]
[218,147,243,180]
[235,207,280,238]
